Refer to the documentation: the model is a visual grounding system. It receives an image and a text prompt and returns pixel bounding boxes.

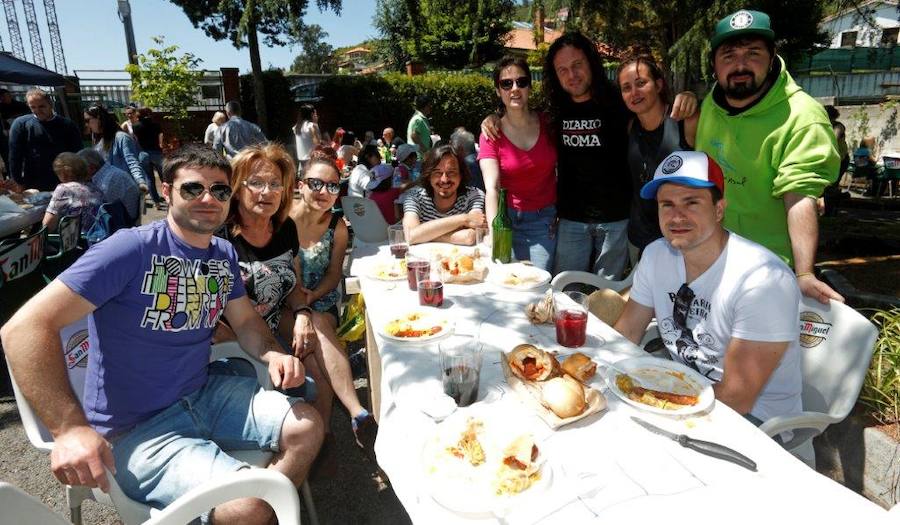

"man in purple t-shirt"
[1,144,323,521]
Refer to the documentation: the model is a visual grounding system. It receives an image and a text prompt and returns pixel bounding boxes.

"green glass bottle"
[492,188,513,263]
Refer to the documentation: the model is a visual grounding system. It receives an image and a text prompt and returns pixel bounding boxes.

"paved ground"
[0,202,411,524]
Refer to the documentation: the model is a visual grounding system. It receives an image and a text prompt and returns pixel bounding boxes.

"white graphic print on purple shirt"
[139,254,234,331]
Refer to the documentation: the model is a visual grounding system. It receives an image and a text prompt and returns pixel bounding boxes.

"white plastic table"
[352,244,887,524]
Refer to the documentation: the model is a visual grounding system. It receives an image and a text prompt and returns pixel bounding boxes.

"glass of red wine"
[388,224,408,259]
[418,277,444,307]
[554,291,589,348]
[439,335,483,407]
[406,255,430,291]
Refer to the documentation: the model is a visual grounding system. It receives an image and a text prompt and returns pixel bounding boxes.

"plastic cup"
[439,335,483,407]
[418,278,444,307]
[554,291,589,347]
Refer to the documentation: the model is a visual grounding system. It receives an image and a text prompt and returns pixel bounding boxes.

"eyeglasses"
[177,181,233,202]
[243,179,284,192]
[304,177,340,195]
[498,76,531,90]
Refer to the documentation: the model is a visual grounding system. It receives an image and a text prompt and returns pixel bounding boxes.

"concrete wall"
[820,100,900,154]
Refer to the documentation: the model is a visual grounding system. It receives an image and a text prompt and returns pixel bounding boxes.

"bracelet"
[293,305,313,317]
[796,272,814,279]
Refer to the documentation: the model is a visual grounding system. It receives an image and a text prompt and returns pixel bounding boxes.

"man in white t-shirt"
[614,151,802,425]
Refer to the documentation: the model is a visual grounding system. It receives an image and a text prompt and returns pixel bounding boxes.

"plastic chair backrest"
[0,482,71,525]
[6,317,90,452]
[550,268,635,293]
[797,297,878,419]
[341,196,389,243]
[0,227,46,287]
[46,214,82,260]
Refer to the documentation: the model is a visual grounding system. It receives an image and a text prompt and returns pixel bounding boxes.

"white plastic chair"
[6,321,316,524]
[550,269,635,294]
[0,481,70,525]
[341,196,389,243]
[759,298,879,468]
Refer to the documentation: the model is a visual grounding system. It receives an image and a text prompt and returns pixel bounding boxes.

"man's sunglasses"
[498,76,531,90]
[304,177,340,195]
[178,182,233,202]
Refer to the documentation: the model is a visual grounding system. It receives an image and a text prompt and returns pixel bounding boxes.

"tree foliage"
[573,1,829,83]
[373,0,516,70]
[290,24,336,73]
[125,36,202,135]
[168,0,342,133]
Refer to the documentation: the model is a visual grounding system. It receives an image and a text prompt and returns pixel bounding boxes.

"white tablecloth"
[0,205,46,239]
[354,244,886,524]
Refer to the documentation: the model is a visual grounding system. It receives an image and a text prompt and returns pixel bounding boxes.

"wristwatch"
[293,305,313,317]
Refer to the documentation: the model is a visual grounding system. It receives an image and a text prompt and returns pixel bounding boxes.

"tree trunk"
[533,1,545,48]
[405,0,421,59]
[246,18,269,136]
[470,0,485,66]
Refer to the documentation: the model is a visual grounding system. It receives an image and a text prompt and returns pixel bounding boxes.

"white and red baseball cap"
[640,151,725,199]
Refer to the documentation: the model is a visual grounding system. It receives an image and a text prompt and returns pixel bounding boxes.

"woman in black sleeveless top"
[617,55,699,258]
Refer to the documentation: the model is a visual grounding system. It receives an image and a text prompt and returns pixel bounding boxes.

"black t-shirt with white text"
[556,98,632,223]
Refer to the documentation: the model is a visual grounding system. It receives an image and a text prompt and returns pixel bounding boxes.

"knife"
[631,416,758,472]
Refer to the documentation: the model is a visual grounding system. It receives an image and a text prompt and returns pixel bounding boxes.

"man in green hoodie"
[696,9,843,304]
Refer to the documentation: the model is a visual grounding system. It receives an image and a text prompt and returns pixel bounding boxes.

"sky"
[0,0,378,75]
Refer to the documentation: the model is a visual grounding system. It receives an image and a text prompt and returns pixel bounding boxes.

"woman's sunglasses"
[498,76,531,90]
[304,177,341,195]
[177,182,233,202]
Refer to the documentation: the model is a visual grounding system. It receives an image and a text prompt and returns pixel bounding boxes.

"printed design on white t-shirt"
[239,250,295,331]
[139,254,234,331]
[561,118,603,148]
[658,293,725,381]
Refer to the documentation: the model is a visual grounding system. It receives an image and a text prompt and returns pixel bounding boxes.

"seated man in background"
[78,147,141,223]
[1,144,323,524]
[614,151,802,426]
[402,143,486,245]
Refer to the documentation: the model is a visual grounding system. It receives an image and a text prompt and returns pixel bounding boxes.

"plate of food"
[380,310,454,343]
[501,345,607,428]
[486,262,551,290]
[367,257,407,281]
[421,408,552,518]
[601,356,714,416]
[437,251,488,284]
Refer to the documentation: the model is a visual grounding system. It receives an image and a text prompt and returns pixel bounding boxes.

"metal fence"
[791,47,900,74]
[72,69,227,111]
[794,70,900,104]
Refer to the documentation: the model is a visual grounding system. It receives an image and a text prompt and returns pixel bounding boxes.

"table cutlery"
[631,416,757,472]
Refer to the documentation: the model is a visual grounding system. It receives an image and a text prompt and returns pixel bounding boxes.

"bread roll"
[508,344,560,382]
[561,353,597,383]
[587,288,627,325]
[541,376,586,418]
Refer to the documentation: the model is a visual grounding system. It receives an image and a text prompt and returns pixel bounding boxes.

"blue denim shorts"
[109,365,302,510]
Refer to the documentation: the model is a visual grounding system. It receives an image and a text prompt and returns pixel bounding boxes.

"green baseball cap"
[710,10,775,52]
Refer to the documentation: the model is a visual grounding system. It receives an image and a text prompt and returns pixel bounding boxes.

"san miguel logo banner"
[799,311,832,348]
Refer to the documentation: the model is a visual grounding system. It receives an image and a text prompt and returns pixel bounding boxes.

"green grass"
[859,308,900,425]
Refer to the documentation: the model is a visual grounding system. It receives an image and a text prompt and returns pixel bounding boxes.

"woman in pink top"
[478,56,558,270]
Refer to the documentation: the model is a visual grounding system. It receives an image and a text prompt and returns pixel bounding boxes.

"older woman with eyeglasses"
[478,56,558,270]
[290,155,378,459]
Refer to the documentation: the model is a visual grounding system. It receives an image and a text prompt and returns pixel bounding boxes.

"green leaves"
[860,308,900,425]
[125,36,202,134]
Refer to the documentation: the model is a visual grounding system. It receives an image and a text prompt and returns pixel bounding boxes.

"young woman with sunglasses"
[84,104,149,194]
[478,56,558,270]
[290,156,378,458]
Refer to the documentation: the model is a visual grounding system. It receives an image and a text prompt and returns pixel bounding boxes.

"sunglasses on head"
[177,181,233,202]
[304,177,340,195]
[498,76,531,90]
